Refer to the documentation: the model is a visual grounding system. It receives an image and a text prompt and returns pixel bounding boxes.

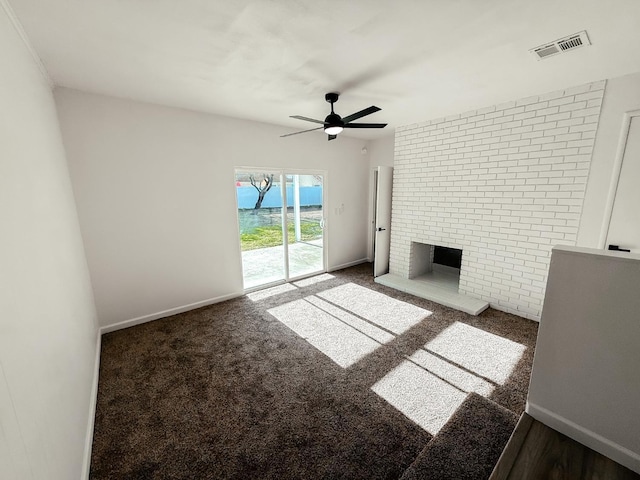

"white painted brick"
[572,106,602,118]
[534,93,561,106]
[511,125,534,135]
[587,98,603,108]
[485,110,506,120]
[564,84,591,96]
[546,112,572,122]
[559,101,587,112]
[575,90,604,102]
[533,121,558,132]
[548,96,575,107]
[523,116,546,126]
[555,133,582,142]
[514,111,537,121]
[538,106,559,116]
[495,101,517,112]
[477,105,497,115]
[557,117,584,128]
[523,102,548,114]
[504,106,526,116]
[390,80,601,321]
[517,96,540,107]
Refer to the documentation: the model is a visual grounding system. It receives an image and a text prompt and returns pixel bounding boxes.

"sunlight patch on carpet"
[293,273,335,287]
[268,297,384,368]
[371,360,467,435]
[409,350,494,396]
[425,322,526,384]
[373,322,526,434]
[305,296,395,344]
[247,283,297,301]
[317,283,431,334]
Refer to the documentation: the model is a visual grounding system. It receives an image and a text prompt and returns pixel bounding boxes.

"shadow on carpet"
[400,393,518,480]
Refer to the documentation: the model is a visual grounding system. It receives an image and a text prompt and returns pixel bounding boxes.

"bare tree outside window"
[249,174,274,209]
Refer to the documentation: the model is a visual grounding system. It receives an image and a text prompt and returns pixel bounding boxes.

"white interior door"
[374,166,393,277]
[605,114,640,253]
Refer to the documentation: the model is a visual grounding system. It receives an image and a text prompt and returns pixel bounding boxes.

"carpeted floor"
[90,263,538,480]
[399,393,518,480]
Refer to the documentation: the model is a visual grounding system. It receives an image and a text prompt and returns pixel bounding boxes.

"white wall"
[527,246,640,474]
[368,134,395,169]
[390,81,605,320]
[0,4,99,480]
[578,71,640,247]
[55,88,371,328]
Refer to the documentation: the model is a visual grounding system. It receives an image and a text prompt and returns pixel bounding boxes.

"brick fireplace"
[389,81,605,320]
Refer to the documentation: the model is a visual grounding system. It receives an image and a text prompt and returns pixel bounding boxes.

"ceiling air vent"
[531,31,590,60]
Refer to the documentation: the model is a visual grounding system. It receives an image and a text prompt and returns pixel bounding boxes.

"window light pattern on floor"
[267,283,432,368]
[425,322,526,384]
[317,283,429,335]
[372,322,526,435]
[247,282,297,301]
[293,273,335,288]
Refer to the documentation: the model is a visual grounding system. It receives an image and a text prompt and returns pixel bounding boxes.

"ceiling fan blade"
[343,123,388,128]
[328,134,337,141]
[341,106,381,123]
[290,115,326,125]
[280,126,324,138]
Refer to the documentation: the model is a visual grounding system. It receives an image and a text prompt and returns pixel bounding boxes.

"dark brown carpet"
[90,263,538,480]
[399,393,518,480]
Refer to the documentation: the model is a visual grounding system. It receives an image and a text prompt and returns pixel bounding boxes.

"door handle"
[608,244,631,252]
[377,227,386,232]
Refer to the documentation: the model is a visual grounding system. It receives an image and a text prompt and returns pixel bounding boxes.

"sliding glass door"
[236,170,325,290]
[286,174,324,278]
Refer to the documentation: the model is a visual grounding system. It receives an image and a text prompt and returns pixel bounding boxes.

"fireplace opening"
[409,242,462,292]
[376,241,488,315]
[434,245,462,269]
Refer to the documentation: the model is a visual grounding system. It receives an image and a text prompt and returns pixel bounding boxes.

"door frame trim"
[367,167,378,262]
[599,109,640,248]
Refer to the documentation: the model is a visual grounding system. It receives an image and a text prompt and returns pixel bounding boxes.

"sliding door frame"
[235,167,328,292]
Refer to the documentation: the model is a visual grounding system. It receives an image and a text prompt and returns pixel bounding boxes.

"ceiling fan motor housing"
[324,112,343,128]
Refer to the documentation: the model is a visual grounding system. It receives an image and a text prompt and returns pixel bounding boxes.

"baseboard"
[100,291,243,334]
[81,330,102,479]
[526,401,640,474]
[328,258,369,272]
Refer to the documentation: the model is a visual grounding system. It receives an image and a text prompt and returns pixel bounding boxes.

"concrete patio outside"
[241,239,324,290]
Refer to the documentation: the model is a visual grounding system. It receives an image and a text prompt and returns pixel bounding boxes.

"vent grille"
[531,31,590,60]
[537,45,560,58]
[559,36,583,51]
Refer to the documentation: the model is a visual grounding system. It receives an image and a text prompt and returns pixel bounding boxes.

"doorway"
[235,170,326,290]
[372,166,393,277]
[602,111,640,253]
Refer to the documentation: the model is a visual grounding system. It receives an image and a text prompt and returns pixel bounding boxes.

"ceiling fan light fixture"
[324,125,343,135]
[281,93,386,140]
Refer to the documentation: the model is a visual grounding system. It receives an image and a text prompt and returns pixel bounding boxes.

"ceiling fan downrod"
[324,93,344,134]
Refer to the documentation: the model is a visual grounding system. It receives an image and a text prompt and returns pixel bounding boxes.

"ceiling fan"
[281,92,387,141]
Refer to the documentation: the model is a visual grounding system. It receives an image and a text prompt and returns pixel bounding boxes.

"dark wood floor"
[490,414,640,480]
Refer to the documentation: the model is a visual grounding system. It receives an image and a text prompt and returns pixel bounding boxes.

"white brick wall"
[390,81,606,321]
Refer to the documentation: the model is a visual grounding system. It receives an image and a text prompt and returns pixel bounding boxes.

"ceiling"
[9,0,640,140]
